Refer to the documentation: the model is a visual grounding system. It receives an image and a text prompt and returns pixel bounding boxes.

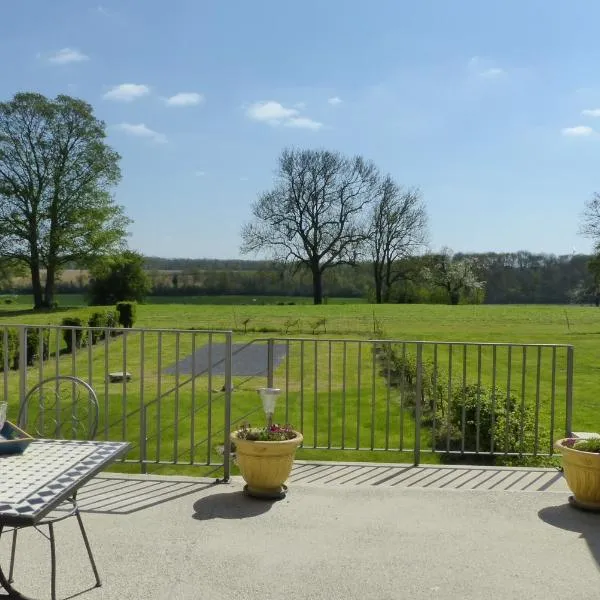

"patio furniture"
[0,376,124,600]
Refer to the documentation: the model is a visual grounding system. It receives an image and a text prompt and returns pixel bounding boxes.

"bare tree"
[241,148,378,304]
[0,92,129,309]
[368,176,428,303]
[580,193,600,245]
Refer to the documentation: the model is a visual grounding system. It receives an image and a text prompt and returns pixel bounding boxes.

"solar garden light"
[257,387,280,428]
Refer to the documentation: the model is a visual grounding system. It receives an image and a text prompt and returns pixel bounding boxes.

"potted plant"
[230,388,303,500]
[555,437,600,511]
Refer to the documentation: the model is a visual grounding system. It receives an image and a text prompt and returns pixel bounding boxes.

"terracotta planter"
[231,431,303,499]
[555,438,600,511]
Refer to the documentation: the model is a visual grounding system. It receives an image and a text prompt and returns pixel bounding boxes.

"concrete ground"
[1,463,598,600]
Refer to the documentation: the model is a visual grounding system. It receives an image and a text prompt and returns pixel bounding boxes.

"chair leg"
[75,510,101,587]
[8,529,17,583]
[48,523,56,600]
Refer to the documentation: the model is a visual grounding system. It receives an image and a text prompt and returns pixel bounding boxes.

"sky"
[1,0,599,259]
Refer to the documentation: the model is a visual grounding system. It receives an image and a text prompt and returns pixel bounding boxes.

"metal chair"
[9,375,101,600]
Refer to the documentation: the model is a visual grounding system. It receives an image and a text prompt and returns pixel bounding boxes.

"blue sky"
[1,0,599,259]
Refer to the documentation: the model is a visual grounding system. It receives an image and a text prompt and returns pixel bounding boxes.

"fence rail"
[0,325,574,471]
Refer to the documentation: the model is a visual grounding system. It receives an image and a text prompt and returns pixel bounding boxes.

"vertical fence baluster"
[385,342,391,451]
[414,343,422,466]
[505,346,512,455]
[534,346,541,456]
[476,345,482,454]
[300,340,305,438]
[431,344,438,453]
[121,331,127,442]
[370,340,376,451]
[461,345,467,455]
[206,333,212,466]
[520,346,527,457]
[328,341,332,449]
[356,342,362,450]
[156,332,162,463]
[566,346,574,438]
[550,347,557,453]
[103,332,109,440]
[140,331,146,473]
[174,332,180,463]
[285,339,290,425]
[399,343,406,451]
[223,332,232,481]
[490,345,497,455]
[190,333,196,466]
[342,342,347,449]
[446,344,453,453]
[313,341,318,448]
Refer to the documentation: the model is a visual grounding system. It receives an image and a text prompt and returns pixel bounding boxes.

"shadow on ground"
[192,491,275,521]
[538,503,600,570]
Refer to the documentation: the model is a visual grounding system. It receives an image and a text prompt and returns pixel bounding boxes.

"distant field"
[1,294,365,307]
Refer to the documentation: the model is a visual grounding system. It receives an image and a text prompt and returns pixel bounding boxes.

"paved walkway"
[0,463,596,600]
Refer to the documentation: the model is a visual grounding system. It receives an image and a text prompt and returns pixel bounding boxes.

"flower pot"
[555,438,600,511]
[230,431,303,499]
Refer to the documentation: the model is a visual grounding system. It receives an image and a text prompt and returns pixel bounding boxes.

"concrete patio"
[2,462,598,599]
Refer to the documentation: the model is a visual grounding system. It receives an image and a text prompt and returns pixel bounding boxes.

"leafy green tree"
[241,148,378,304]
[0,92,129,309]
[87,251,151,305]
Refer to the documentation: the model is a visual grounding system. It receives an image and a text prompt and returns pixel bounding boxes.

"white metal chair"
[9,375,101,600]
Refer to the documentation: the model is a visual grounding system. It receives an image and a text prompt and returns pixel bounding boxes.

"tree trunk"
[373,264,383,304]
[30,261,44,310]
[450,290,460,305]
[43,263,56,308]
[312,268,323,305]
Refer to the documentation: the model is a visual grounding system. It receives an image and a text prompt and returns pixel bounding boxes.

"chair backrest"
[18,376,99,440]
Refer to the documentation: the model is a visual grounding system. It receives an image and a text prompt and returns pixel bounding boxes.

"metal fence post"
[140,405,147,475]
[222,332,233,482]
[267,338,274,388]
[414,343,422,466]
[18,326,27,414]
[565,345,574,437]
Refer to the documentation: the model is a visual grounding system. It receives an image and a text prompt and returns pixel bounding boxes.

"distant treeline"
[11,251,598,305]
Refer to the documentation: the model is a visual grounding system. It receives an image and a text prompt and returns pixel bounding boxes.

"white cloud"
[582,109,600,117]
[328,96,342,105]
[246,100,322,130]
[240,176,249,181]
[48,48,89,65]
[479,68,505,79]
[104,83,150,102]
[165,92,204,107]
[561,125,594,137]
[285,116,323,131]
[468,56,505,79]
[294,102,306,109]
[115,123,166,143]
[246,101,299,124]
[195,170,206,177]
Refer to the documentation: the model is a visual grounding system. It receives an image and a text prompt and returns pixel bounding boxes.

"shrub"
[116,302,136,328]
[0,329,18,371]
[433,384,544,455]
[24,329,50,366]
[105,310,118,336]
[88,312,109,344]
[61,317,85,352]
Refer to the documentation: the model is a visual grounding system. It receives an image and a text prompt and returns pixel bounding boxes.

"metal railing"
[0,324,233,479]
[255,337,574,464]
[0,325,575,469]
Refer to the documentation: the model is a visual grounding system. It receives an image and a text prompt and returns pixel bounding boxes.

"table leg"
[0,526,34,600]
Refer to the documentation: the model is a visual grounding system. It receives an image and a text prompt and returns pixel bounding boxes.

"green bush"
[0,329,18,371]
[433,384,545,455]
[61,317,85,353]
[88,312,109,344]
[24,328,50,366]
[105,310,118,336]
[116,302,136,328]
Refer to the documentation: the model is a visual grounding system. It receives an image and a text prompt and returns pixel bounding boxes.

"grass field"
[0,299,596,475]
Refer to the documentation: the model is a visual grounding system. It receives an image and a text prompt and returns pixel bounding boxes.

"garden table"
[0,439,130,599]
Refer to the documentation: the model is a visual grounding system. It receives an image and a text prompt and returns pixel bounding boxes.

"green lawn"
[0,300,596,475]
